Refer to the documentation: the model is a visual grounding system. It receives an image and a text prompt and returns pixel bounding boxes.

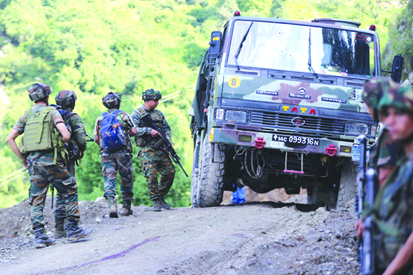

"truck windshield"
[228,20,376,78]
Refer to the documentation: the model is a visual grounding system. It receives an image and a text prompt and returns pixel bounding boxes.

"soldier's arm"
[6,129,26,164]
[56,123,70,143]
[93,117,101,146]
[131,111,152,137]
[70,114,87,151]
[383,232,413,275]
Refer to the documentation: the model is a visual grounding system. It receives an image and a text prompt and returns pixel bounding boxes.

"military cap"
[142,89,162,101]
[378,85,413,114]
[28,83,52,102]
[362,77,398,110]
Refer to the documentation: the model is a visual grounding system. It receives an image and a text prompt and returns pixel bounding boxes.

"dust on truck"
[190,14,402,208]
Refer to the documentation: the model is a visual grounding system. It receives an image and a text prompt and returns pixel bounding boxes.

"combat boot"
[108,196,118,218]
[67,220,92,242]
[152,199,161,212]
[34,228,56,249]
[160,197,171,210]
[119,200,133,216]
[54,217,67,239]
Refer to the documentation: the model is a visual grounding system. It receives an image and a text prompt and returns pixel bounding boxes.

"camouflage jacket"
[368,128,403,170]
[63,112,87,153]
[131,105,171,148]
[13,104,64,166]
[93,108,134,154]
[371,150,413,270]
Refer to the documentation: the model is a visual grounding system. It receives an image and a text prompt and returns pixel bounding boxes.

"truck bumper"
[210,127,355,158]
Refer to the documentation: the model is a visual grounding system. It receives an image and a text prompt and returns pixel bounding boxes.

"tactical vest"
[133,107,163,147]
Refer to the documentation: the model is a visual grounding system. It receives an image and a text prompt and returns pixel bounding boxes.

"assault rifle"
[86,133,94,142]
[140,113,188,177]
[360,168,377,275]
[356,135,368,216]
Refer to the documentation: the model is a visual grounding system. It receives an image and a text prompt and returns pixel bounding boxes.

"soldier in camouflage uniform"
[362,78,403,187]
[131,89,175,211]
[367,85,413,274]
[93,92,136,217]
[6,83,92,248]
[53,90,87,238]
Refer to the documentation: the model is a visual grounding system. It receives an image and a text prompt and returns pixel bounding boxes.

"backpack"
[52,105,80,163]
[19,106,66,164]
[100,110,126,152]
[19,106,55,154]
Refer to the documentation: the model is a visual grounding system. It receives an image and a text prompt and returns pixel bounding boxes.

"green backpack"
[19,106,68,164]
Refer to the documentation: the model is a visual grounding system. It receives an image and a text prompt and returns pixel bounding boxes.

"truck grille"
[250,111,346,135]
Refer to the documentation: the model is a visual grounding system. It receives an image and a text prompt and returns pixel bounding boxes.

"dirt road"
[0,197,359,274]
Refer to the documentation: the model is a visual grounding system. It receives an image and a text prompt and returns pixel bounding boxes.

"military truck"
[189,13,403,208]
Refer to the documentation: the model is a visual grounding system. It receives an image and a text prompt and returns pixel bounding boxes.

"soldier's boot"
[54,217,67,239]
[119,200,133,216]
[160,197,171,210]
[152,199,161,212]
[34,228,56,249]
[108,196,118,218]
[67,220,92,242]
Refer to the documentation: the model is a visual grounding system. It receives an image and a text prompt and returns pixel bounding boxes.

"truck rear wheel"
[196,138,225,207]
[337,159,358,208]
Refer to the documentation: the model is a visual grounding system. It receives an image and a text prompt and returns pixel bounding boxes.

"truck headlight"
[371,124,380,136]
[345,122,369,135]
[215,108,225,120]
[225,110,247,122]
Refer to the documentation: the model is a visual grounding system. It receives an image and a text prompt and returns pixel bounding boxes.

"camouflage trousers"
[28,161,80,230]
[54,160,76,219]
[101,148,133,202]
[139,147,175,201]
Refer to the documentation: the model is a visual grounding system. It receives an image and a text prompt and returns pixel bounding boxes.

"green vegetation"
[0,0,409,208]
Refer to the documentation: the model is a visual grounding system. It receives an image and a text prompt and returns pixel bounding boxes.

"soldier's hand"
[355,219,365,238]
[151,129,160,137]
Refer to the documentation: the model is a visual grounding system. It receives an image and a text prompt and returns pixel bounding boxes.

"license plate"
[272,134,320,146]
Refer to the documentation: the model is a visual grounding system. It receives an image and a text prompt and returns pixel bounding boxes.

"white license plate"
[272,134,320,146]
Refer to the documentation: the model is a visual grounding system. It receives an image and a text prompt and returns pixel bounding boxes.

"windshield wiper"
[308,28,318,78]
[234,22,254,70]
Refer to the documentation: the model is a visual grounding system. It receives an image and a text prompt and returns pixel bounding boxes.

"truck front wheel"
[196,138,226,207]
[337,158,358,208]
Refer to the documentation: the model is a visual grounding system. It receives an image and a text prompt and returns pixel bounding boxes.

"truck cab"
[190,14,399,208]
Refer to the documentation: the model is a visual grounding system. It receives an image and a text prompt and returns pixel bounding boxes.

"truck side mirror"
[208,31,222,59]
[391,54,404,83]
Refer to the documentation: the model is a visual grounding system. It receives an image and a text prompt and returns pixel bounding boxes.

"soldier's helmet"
[55,90,77,110]
[362,77,398,110]
[102,92,122,109]
[28,83,52,102]
[142,89,162,101]
[378,85,413,114]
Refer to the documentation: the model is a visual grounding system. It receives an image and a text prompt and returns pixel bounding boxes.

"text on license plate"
[272,134,320,146]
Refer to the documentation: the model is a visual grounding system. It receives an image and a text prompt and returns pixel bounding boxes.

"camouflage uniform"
[13,104,80,231]
[131,104,175,202]
[93,109,134,203]
[368,85,413,273]
[54,112,87,221]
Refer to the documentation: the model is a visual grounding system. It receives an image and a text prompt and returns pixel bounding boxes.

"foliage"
[0,0,408,209]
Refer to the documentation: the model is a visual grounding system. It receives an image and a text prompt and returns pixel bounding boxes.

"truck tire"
[190,141,200,207]
[196,138,225,207]
[337,159,358,209]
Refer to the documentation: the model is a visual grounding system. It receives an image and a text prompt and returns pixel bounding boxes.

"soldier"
[368,85,413,274]
[53,90,87,238]
[362,77,403,186]
[93,92,136,217]
[131,89,175,211]
[6,83,91,248]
